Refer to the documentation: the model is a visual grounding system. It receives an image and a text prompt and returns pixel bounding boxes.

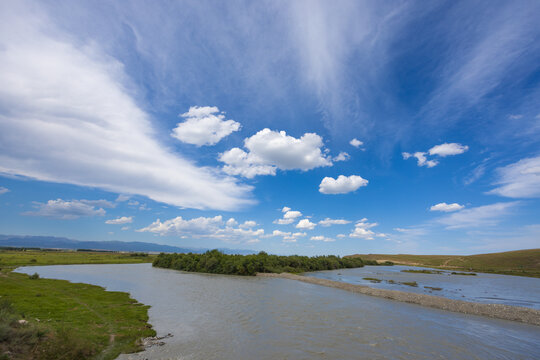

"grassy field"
[347,249,540,278]
[0,249,156,360]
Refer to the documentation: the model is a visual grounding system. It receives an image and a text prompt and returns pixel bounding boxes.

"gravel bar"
[256,272,540,326]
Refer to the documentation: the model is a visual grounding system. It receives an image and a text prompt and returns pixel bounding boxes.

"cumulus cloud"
[24,199,109,219]
[428,143,469,157]
[274,207,303,225]
[0,2,252,211]
[296,219,316,230]
[403,143,468,168]
[430,203,465,212]
[239,220,257,229]
[105,216,133,225]
[319,175,368,194]
[489,156,540,198]
[272,230,306,243]
[0,187,9,195]
[318,218,351,226]
[349,138,363,148]
[437,202,519,229]
[220,129,332,178]
[310,235,335,242]
[138,215,264,243]
[333,152,350,162]
[171,106,241,146]
[402,152,438,168]
[349,218,383,240]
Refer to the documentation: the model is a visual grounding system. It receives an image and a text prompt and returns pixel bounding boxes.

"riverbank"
[257,272,540,326]
[0,250,156,359]
[347,249,540,278]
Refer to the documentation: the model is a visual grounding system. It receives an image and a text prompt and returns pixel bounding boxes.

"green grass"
[347,249,540,278]
[0,249,155,270]
[362,277,382,283]
[0,250,156,359]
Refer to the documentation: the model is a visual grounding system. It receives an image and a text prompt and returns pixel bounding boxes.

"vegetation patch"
[362,277,382,283]
[153,250,373,276]
[401,269,444,274]
[451,272,477,276]
[400,281,419,287]
[0,249,156,360]
[424,286,443,291]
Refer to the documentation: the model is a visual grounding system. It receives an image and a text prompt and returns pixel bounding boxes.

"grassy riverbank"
[0,249,156,360]
[347,249,540,278]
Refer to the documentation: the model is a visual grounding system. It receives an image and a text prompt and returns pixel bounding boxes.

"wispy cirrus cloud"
[489,156,540,198]
[437,202,519,229]
[0,1,252,211]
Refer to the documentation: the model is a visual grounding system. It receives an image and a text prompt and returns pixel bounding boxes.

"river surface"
[16,263,540,360]
[305,265,540,309]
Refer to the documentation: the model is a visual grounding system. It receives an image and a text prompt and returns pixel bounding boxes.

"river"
[16,263,540,360]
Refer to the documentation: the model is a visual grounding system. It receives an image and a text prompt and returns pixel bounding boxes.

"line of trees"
[153,250,379,276]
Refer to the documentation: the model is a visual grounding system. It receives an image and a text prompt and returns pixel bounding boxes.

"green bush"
[153,250,367,275]
[29,272,40,280]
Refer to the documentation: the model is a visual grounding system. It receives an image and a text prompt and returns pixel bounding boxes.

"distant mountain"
[0,235,256,255]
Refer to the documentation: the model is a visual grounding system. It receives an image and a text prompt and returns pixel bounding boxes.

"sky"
[0,0,539,256]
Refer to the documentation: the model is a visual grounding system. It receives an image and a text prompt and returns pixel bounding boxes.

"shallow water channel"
[305,265,540,309]
[17,263,540,360]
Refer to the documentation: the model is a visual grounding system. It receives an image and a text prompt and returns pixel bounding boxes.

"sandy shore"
[257,272,540,326]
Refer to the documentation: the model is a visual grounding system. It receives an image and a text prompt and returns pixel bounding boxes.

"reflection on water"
[306,265,540,309]
[17,264,540,360]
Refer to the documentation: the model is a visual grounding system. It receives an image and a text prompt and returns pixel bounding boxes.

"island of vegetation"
[0,248,156,360]
[152,249,380,275]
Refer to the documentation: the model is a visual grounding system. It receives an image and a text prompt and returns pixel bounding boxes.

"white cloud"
[0,3,252,211]
[24,199,108,219]
[402,152,438,168]
[336,234,346,238]
[508,114,523,120]
[318,218,351,226]
[430,203,465,212]
[296,219,316,230]
[489,156,540,198]
[319,175,368,194]
[226,218,238,227]
[121,226,130,231]
[274,208,303,225]
[239,220,257,229]
[138,215,264,244]
[437,202,519,229]
[0,187,9,195]
[115,194,131,202]
[403,143,467,168]
[428,143,469,157]
[349,218,381,240]
[333,152,350,162]
[350,138,363,148]
[271,230,306,243]
[105,216,133,225]
[220,129,332,178]
[171,106,241,146]
[310,235,335,242]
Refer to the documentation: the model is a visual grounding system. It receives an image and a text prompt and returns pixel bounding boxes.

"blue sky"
[1,0,539,255]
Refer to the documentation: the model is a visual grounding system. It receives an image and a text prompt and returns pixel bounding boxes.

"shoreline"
[257,272,540,326]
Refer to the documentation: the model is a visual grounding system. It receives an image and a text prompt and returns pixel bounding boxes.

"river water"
[16,264,540,360]
[305,265,540,309]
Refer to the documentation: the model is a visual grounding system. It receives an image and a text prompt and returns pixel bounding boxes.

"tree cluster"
[153,250,377,276]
